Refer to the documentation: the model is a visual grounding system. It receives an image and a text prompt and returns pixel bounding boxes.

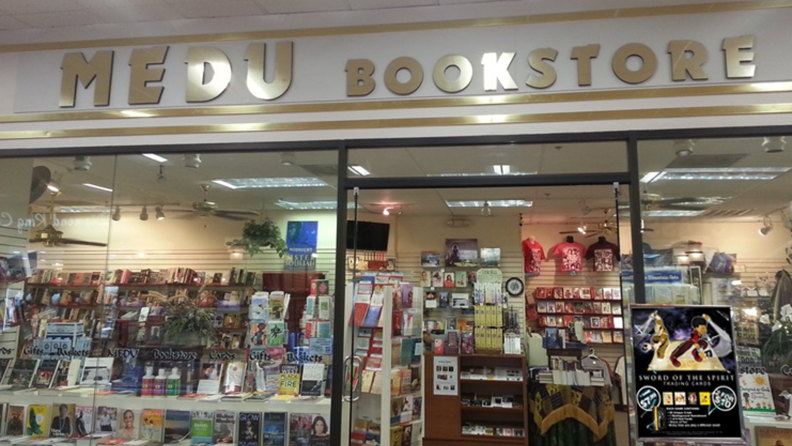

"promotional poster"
[631,305,743,441]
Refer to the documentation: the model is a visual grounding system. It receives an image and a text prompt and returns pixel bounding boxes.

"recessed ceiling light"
[142,153,168,163]
[348,165,371,176]
[213,178,327,189]
[446,199,533,208]
[653,167,792,181]
[493,165,511,175]
[212,180,239,190]
[82,183,113,193]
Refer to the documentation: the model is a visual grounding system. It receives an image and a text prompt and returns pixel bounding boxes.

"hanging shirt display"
[585,239,620,272]
[522,239,545,274]
[552,241,587,272]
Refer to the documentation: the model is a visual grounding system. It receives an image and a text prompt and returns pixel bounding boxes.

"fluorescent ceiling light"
[653,167,792,181]
[275,200,358,210]
[213,177,327,188]
[82,183,113,193]
[120,110,153,118]
[142,153,168,163]
[212,180,239,190]
[446,199,533,208]
[55,206,111,213]
[428,171,537,177]
[493,165,511,175]
[640,171,661,183]
[348,165,371,176]
[642,210,706,217]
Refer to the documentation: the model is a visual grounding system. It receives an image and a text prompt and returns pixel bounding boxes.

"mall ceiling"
[26,136,792,224]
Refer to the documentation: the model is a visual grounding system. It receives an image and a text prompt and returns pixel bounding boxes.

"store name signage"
[0,212,104,234]
[209,350,238,361]
[108,347,139,359]
[57,35,757,108]
[29,338,92,359]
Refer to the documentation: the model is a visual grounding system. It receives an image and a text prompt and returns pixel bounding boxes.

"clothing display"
[552,239,587,273]
[522,238,545,274]
[585,237,620,272]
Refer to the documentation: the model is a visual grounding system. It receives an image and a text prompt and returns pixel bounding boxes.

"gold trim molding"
[3,81,792,124]
[1,103,791,141]
[0,1,791,53]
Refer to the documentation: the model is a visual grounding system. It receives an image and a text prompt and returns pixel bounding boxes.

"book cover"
[140,409,164,443]
[190,411,214,446]
[238,412,261,446]
[361,305,382,328]
[262,412,286,446]
[268,293,285,320]
[6,405,25,436]
[164,410,190,444]
[212,411,235,444]
[249,292,269,321]
[317,297,331,320]
[80,357,113,386]
[75,406,94,438]
[49,403,75,438]
[95,407,117,434]
[420,251,441,267]
[287,413,322,446]
[299,364,324,397]
[266,321,287,347]
[26,405,49,437]
[223,361,246,394]
[454,271,467,288]
[8,359,38,388]
[278,365,300,396]
[431,271,443,288]
[33,360,59,389]
[114,409,140,440]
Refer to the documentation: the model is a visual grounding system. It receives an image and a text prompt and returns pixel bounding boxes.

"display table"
[529,381,616,446]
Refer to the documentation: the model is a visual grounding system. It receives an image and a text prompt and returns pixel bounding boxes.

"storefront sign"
[17,6,792,114]
[29,338,92,359]
[284,221,318,271]
[631,305,742,442]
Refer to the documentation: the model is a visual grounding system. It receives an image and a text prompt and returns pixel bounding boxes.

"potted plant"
[227,218,288,257]
[163,298,218,348]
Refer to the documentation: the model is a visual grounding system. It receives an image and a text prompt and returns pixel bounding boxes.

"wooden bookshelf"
[424,352,528,446]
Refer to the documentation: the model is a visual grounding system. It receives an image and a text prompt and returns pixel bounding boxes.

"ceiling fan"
[178,184,260,221]
[559,220,616,238]
[624,189,713,212]
[29,195,108,247]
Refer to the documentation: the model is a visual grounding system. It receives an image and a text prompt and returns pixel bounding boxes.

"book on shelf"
[262,412,286,446]
[139,410,163,443]
[278,365,300,396]
[26,405,49,438]
[211,411,235,445]
[299,363,325,397]
[190,411,213,446]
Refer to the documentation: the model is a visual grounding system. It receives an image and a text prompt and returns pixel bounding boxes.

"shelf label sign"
[433,355,459,396]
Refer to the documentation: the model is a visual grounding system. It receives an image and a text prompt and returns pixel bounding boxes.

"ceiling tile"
[438,0,514,3]
[0,15,27,30]
[347,0,435,10]
[15,10,101,27]
[91,4,184,23]
[0,0,83,15]
[168,0,263,18]
[256,0,350,14]
[74,0,164,8]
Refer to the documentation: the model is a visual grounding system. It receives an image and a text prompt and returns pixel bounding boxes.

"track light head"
[112,206,121,221]
[674,139,695,157]
[183,154,201,168]
[73,156,93,172]
[763,136,786,153]
[280,152,297,166]
[140,206,149,221]
[155,206,165,221]
[481,202,492,217]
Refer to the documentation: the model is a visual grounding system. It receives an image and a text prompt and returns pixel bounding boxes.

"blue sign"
[284,221,318,270]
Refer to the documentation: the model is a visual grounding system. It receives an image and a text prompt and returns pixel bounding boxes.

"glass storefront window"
[637,136,792,444]
[0,150,339,445]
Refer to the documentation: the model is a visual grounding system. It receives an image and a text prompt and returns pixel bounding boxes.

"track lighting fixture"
[674,139,695,157]
[73,156,93,172]
[140,206,149,221]
[481,202,492,216]
[155,206,165,221]
[183,154,201,168]
[156,165,166,183]
[397,207,403,215]
[47,176,60,193]
[112,206,121,221]
[383,208,390,216]
[759,216,773,236]
[577,224,587,234]
[280,152,297,166]
[763,136,786,153]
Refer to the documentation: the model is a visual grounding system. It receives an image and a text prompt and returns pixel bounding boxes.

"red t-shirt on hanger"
[522,239,545,274]
[552,241,587,272]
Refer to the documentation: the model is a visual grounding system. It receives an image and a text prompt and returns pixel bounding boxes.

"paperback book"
[237,412,261,446]
[49,403,75,438]
[140,409,164,443]
[212,411,235,445]
[114,409,140,440]
[33,360,59,389]
[26,405,49,437]
[278,365,300,396]
[163,410,190,444]
[262,412,286,446]
[8,359,38,389]
[95,407,117,434]
[6,405,25,436]
[299,364,325,397]
[190,411,214,446]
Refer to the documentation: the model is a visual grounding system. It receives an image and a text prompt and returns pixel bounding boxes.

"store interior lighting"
[140,206,149,221]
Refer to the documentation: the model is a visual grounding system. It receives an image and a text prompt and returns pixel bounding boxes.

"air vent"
[666,154,746,169]
[701,209,755,217]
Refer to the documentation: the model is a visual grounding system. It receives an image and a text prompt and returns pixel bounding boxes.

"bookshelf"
[423,352,528,446]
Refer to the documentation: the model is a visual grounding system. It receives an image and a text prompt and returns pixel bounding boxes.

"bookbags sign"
[284,221,318,271]
[631,305,743,442]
